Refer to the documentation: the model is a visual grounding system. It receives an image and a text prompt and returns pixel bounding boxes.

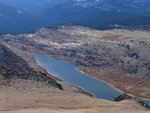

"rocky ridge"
[115,94,150,110]
[0,43,33,72]
[0,65,63,90]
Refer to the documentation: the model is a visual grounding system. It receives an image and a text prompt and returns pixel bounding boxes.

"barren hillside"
[1,25,150,98]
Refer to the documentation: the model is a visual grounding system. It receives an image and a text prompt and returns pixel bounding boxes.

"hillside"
[1,24,149,99]
[0,43,93,96]
[0,65,63,89]
[0,1,150,112]
[0,44,33,72]
[0,66,149,113]
[0,25,150,113]
[0,50,148,113]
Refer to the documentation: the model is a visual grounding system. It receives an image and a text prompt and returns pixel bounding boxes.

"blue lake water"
[143,99,150,106]
[35,54,150,105]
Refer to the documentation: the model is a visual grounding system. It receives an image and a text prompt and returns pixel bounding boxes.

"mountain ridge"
[0,0,150,32]
[0,0,150,13]
[0,4,42,34]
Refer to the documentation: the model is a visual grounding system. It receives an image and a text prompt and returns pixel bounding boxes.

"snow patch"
[17,10,23,14]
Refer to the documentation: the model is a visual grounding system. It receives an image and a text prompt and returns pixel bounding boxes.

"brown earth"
[0,79,149,113]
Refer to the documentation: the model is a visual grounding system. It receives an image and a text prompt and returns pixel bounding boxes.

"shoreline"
[77,67,150,106]
[76,68,123,94]
[33,54,93,97]
[36,53,150,100]
[12,50,149,102]
[35,54,123,100]
[50,55,123,94]
[35,54,150,105]
[35,54,150,102]
[77,67,150,101]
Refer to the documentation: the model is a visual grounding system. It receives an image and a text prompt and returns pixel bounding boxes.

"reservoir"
[35,54,121,101]
[35,54,150,105]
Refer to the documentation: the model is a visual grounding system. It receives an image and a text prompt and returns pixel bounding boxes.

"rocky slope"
[0,43,33,72]
[1,24,149,98]
[115,93,150,110]
[0,65,63,90]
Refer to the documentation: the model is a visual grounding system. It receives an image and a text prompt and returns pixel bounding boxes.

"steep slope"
[0,44,33,72]
[0,65,63,90]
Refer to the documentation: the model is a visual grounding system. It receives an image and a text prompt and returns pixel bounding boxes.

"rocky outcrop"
[115,94,150,110]
[0,65,63,90]
[0,44,33,72]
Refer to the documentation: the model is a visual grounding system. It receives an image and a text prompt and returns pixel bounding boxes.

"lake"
[35,54,150,105]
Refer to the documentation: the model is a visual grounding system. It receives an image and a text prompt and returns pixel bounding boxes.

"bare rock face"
[0,44,33,72]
